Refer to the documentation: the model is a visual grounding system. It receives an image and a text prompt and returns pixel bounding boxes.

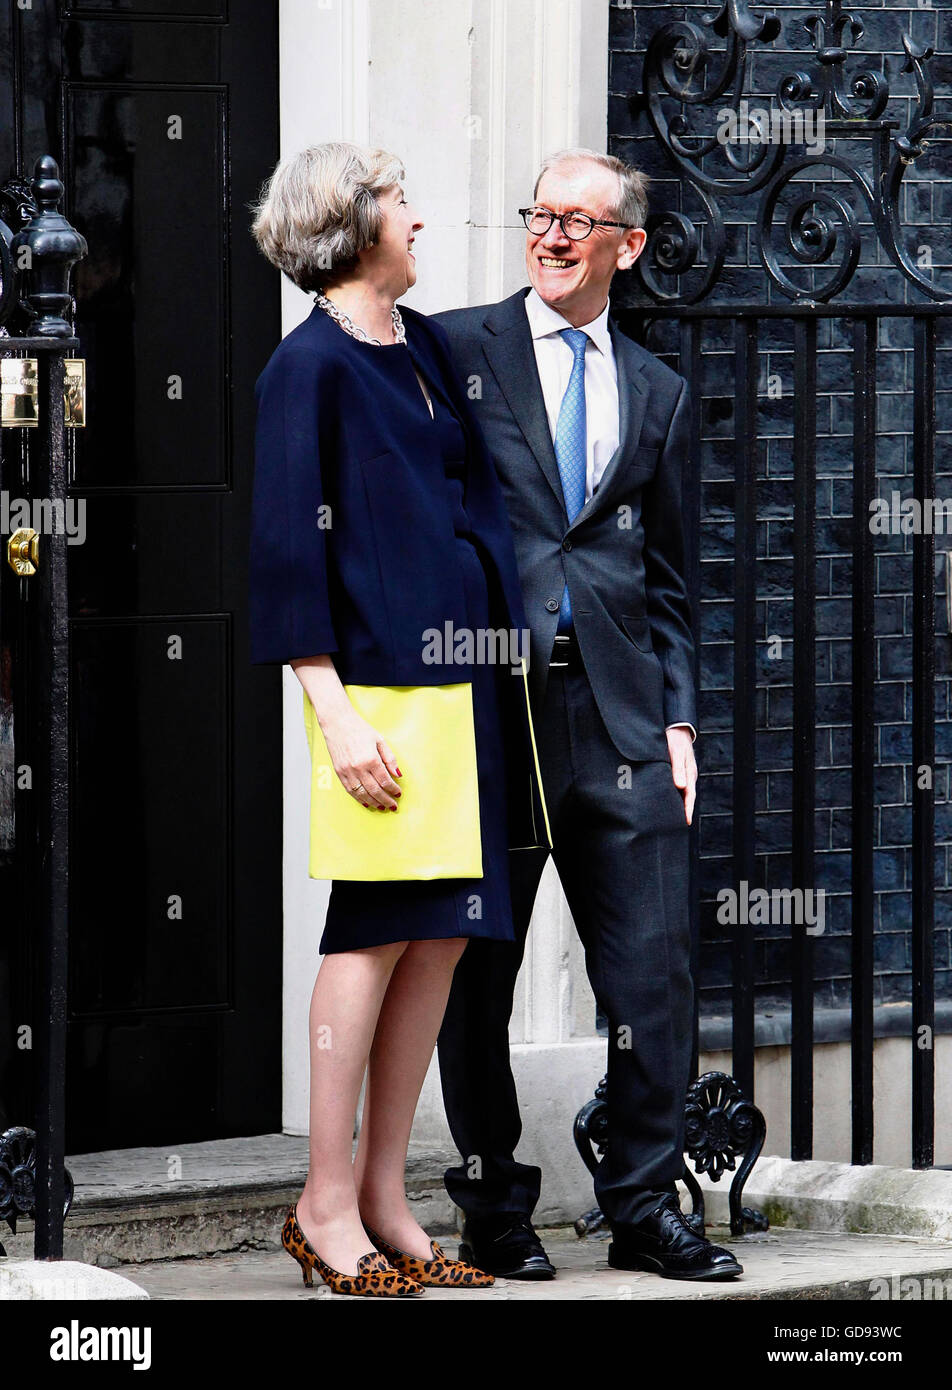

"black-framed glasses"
[518,206,630,240]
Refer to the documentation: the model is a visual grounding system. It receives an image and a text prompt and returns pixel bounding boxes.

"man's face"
[524,163,646,322]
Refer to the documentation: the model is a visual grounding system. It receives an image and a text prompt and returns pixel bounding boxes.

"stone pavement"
[115,1226,952,1301]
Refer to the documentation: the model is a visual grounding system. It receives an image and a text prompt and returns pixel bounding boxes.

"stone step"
[10,1133,952,1305]
[120,1226,952,1301]
[3,1134,458,1268]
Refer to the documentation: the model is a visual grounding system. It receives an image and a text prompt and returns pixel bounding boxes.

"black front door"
[0,0,284,1149]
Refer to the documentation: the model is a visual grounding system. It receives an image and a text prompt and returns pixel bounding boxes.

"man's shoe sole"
[608,1245,743,1280]
[458,1242,556,1281]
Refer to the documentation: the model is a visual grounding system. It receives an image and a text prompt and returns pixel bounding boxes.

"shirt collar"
[524,286,613,357]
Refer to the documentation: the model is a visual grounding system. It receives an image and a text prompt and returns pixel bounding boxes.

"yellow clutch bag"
[302,683,483,881]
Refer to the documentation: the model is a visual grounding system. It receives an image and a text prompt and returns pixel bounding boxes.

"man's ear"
[618,226,647,271]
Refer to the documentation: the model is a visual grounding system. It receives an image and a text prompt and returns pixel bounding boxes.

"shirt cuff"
[666,722,698,742]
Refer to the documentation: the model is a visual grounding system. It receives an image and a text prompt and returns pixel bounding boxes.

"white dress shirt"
[524,288,697,743]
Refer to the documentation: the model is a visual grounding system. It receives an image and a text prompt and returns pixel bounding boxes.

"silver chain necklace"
[315,290,406,346]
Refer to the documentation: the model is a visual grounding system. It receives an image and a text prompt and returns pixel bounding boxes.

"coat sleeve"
[641,375,698,731]
[247,346,339,665]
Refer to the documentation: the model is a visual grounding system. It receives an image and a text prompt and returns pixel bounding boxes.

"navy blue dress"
[319,354,516,954]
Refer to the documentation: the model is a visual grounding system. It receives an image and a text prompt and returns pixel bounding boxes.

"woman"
[248,142,549,1297]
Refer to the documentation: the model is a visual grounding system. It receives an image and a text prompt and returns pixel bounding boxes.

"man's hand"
[666,726,697,826]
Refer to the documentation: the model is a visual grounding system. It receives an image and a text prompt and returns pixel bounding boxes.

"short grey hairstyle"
[250,141,405,290]
[533,148,649,230]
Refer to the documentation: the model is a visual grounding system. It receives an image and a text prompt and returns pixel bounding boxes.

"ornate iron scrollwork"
[573,1075,612,1237]
[0,1126,74,1256]
[798,5,888,121]
[682,1071,769,1237]
[0,173,38,334]
[573,1070,768,1240]
[636,0,952,304]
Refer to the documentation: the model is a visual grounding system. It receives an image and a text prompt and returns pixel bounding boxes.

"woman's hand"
[290,654,402,811]
[320,708,402,811]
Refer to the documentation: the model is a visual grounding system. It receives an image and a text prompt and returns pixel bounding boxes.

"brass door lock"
[7,527,39,576]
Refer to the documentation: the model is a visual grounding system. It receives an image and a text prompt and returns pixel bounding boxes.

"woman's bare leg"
[295,940,407,1275]
[354,936,468,1259]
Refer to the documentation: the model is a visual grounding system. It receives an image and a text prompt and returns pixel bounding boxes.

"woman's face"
[366,183,424,297]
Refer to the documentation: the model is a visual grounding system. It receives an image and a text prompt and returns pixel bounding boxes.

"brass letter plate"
[1,357,39,427]
[65,357,86,427]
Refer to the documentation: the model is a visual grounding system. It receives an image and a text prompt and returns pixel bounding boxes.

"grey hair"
[533,148,649,230]
[250,141,405,290]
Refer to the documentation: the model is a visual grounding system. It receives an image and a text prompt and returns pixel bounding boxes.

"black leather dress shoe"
[458,1213,556,1280]
[608,1196,743,1280]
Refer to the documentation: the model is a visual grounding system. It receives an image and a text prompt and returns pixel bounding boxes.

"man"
[434,149,742,1281]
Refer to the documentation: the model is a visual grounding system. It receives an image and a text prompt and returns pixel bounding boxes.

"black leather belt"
[549,631,582,670]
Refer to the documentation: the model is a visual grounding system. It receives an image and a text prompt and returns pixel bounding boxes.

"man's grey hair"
[250,141,405,290]
[533,148,649,230]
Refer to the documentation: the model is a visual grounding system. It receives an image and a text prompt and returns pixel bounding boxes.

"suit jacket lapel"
[482,291,567,516]
[568,316,649,530]
[481,291,650,526]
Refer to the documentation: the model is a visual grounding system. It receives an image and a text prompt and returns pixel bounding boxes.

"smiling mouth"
[539,256,576,269]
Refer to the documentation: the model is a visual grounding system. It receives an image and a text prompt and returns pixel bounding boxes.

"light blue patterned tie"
[554,328,588,632]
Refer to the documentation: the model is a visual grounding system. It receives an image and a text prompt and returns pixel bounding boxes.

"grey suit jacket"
[432,286,697,762]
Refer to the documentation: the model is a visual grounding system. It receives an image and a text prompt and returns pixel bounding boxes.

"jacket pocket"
[621,612,653,653]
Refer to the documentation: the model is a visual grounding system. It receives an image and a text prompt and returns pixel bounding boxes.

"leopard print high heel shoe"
[362,1222,495,1288]
[282,1205,424,1297]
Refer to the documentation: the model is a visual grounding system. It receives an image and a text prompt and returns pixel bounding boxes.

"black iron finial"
[10,154,87,338]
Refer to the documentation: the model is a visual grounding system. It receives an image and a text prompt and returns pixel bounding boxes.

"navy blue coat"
[247,299,549,848]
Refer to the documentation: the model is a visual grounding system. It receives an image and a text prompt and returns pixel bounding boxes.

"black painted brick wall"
[608,2,952,1014]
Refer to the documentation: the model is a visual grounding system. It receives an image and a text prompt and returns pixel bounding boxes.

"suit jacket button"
[562,539,573,552]
[545,598,559,612]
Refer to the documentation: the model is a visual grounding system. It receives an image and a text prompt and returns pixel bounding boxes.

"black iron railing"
[0,154,85,1257]
[621,0,952,1170]
[618,300,947,1171]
